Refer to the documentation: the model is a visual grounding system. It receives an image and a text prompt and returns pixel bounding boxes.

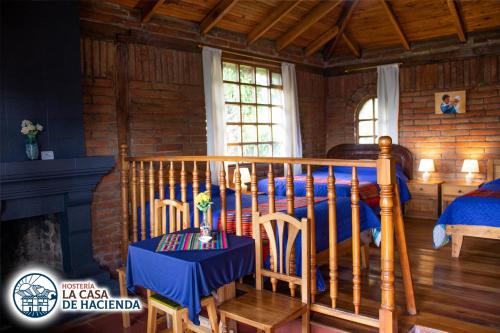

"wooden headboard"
[326,143,414,179]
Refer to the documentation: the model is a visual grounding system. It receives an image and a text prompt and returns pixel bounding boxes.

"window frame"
[222,58,284,157]
[355,97,379,144]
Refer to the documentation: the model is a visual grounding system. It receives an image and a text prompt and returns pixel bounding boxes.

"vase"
[25,136,39,160]
[199,211,212,243]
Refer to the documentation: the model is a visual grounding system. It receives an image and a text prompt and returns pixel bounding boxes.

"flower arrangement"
[21,120,43,139]
[194,191,212,212]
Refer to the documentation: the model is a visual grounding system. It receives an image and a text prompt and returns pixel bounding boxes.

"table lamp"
[461,159,479,184]
[418,159,435,182]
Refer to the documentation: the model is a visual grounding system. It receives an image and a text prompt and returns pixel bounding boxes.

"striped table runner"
[156,231,228,252]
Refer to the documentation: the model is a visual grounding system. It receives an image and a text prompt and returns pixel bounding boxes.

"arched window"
[356,97,378,144]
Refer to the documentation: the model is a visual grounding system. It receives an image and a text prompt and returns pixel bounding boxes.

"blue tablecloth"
[126,229,255,324]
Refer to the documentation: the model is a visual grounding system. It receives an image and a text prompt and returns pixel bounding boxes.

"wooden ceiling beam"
[276,0,342,51]
[247,1,301,45]
[141,0,166,23]
[323,0,359,60]
[200,0,239,35]
[304,26,339,56]
[379,0,410,50]
[446,0,466,42]
[342,33,361,58]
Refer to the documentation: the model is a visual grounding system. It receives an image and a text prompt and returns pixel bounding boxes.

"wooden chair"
[218,211,311,333]
[117,198,190,328]
[146,198,218,333]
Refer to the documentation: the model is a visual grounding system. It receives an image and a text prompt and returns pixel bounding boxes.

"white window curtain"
[281,62,303,175]
[202,47,225,184]
[377,64,399,144]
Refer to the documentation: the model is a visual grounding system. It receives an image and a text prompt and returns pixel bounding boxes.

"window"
[356,97,379,144]
[222,60,285,157]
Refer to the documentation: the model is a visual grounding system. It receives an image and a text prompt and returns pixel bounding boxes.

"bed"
[257,143,413,209]
[433,159,500,257]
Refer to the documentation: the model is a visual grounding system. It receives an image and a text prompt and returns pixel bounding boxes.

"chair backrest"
[252,211,310,304]
[153,199,190,237]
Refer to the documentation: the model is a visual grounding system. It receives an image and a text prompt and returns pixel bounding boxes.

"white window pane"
[257,87,270,104]
[224,105,240,122]
[225,125,241,143]
[358,120,374,136]
[374,98,379,118]
[272,124,285,142]
[256,67,269,85]
[242,125,257,142]
[241,85,256,103]
[272,106,283,123]
[224,83,239,102]
[374,120,379,136]
[271,88,283,106]
[258,125,272,141]
[239,65,254,84]
[223,62,238,82]
[242,105,256,122]
[257,106,271,122]
[272,72,282,86]
[258,144,272,157]
[359,100,373,120]
[226,145,241,156]
[243,144,258,156]
[359,137,374,144]
[273,142,283,156]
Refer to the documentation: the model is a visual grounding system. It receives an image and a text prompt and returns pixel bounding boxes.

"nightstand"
[405,180,444,219]
[441,180,482,213]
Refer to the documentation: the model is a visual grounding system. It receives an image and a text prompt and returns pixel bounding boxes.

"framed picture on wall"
[434,90,466,114]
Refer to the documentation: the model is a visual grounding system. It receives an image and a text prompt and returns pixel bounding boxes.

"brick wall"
[326,55,500,181]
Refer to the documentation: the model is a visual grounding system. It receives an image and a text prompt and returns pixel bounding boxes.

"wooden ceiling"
[108,0,500,60]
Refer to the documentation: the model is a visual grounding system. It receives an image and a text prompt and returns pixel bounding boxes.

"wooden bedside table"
[441,180,482,213]
[405,179,444,219]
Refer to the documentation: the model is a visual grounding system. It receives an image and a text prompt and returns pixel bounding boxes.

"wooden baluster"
[251,163,258,214]
[328,166,338,308]
[306,165,316,303]
[149,161,155,238]
[206,163,213,229]
[267,164,278,292]
[180,161,187,229]
[377,136,397,333]
[351,166,361,314]
[286,163,297,297]
[139,161,146,240]
[219,162,227,231]
[234,164,242,236]
[120,145,130,262]
[192,162,200,228]
[158,162,164,236]
[169,162,175,233]
[131,161,138,243]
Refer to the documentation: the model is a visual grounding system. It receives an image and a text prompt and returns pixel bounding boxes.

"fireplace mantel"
[0,156,114,281]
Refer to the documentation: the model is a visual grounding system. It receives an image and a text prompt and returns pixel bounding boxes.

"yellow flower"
[195,191,212,212]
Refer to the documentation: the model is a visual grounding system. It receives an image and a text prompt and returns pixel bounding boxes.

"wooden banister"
[120,144,130,262]
[351,166,361,314]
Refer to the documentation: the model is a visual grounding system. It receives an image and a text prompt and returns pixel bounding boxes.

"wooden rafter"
[276,0,342,51]
[247,1,301,45]
[304,26,339,56]
[323,0,360,60]
[342,33,360,58]
[200,0,239,35]
[447,0,466,42]
[379,0,410,50]
[141,0,166,23]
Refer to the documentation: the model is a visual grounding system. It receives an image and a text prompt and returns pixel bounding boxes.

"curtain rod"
[197,44,283,65]
[344,62,403,73]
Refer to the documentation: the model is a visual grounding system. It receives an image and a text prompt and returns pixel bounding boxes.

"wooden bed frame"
[119,137,416,332]
[445,159,500,258]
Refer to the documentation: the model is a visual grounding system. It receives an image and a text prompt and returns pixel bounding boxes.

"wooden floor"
[52,218,500,333]
[313,217,500,333]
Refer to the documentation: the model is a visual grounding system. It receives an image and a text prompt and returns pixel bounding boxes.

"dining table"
[126,228,255,325]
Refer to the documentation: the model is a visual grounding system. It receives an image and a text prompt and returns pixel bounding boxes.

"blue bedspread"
[433,179,500,248]
[138,190,381,292]
[257,165,411,204]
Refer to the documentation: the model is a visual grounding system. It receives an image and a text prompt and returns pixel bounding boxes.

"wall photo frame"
[434,90,466,114]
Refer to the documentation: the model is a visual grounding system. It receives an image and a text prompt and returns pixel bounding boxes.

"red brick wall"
[326,55,500,181]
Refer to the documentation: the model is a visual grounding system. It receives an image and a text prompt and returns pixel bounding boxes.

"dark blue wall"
[0,1,85,162]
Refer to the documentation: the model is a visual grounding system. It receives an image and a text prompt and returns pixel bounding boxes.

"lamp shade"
[418,159,435,172]
[235,167,252,184]
[461,159,479,173]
